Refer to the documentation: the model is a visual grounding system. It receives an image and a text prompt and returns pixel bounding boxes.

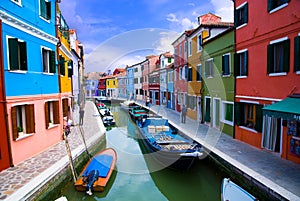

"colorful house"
[149,59,161,105]
[234,0,300,163]
[141,58,150,101]
[159,52,174,106]
[117,71,127,100]
[1,0,61,165]
[166,63,175,109]
[187,13,233,122]
[106,76,118,98]
[126,65,135,100]
[132,62,143,101]
[202,28,235,136]
[98,74,107,97]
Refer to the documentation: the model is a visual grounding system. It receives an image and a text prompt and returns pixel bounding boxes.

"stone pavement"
[136,101,300,201]
[0,101,106,201]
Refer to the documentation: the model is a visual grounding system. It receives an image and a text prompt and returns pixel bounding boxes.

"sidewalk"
[0,101,106,201]
[136,101,300,201]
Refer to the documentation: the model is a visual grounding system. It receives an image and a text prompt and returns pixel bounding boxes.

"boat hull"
[75,148,117,192]
[221,178,257,201]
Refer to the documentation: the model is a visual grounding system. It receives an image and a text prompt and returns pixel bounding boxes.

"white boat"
[221,178,258,201]
[120,100,137,110]
[99,108,113,117]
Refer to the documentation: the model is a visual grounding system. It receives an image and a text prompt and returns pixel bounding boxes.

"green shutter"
[204,99,211,122]
[244,3,248,24]
[8,38,19,70]
[255,104,263,132]
[40,0,46,18]
[50,51,56,73]
[20,41,27,70]
[267,44,274,74]
[283,39,290,73]
[235,102,244,126]
[294,36,300,72]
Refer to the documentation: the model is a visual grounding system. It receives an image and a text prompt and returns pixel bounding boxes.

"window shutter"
[46,1,51,20]
[234,9,238,27]
[53,101,60,124]
[8,38,19,70]
[255,105,263,132]
[267,44,274,74]
[20,41,27,70]
[294,36,300,72]
[40,0,46,18]
[204,99,211,122]
[11,107,19,140]
[283,39,290,73]
[234,53,239,76]
[234,102,244,126]
[50,51,56,73]
[267,0,273,12]
[244,3,248,24]
[244,51,248,76]
[26,104,35,133]
[45,102,49,129]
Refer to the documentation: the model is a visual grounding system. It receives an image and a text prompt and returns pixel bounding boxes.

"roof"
[263,97,300,120]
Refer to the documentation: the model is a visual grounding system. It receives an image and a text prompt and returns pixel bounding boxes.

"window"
[62,98,68,117]
[168,71,173,82]
[295,36,300,72]
[180,68,183,80]
[11,0,21,5]
[40,0,51,20]
[197,34,202,52]
[187,95,196,110]
[235,102,263,132]
[59,55,66,76]
[205,59,214,78]
[42,48,56,73]
[234,50,248,77]
[196,64,202,81]
[188,67,192,81]
[8,38,27,71]
[235,2,248,28]
[68,61,73,78]
[188,40,192,56]
[168,57,172,63]
[184,42,187,53]
[179,45,182,56]
[11,104,35,140]
[222,53,231,76]
[267,38,290,74]
[222,102,234,125]
[268,0,289,12]
[45,100,60,129]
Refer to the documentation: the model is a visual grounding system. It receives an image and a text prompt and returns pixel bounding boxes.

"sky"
[60,0,234,73]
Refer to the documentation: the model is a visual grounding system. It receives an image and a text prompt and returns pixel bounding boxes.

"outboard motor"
[83,169,99,195]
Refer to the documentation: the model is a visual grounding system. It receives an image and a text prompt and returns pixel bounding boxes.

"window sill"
[239,126,258,133]
[221,120,234,126]
[296,71,300,75]
[236,75,247,79]
[48,123,59,129]
[236,23,247,30]
[268,72,287,77]
[222,74,231,78]
[269,3,288,14]
[9,70,27,74]
[15,133,34,141]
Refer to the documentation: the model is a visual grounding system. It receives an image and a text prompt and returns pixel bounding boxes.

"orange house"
[234,0,300,163]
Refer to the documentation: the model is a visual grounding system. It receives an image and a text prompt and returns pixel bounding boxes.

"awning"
[263,97,300,121]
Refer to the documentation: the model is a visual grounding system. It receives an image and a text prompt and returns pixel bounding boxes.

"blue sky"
[60,0,233,72]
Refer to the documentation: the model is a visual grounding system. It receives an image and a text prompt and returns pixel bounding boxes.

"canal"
[60,104,228,201]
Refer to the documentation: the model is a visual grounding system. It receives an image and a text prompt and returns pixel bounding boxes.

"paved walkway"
[135,101,300,201]
[0,101,106,201]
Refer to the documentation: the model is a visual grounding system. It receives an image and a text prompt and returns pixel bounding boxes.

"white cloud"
[210,0,234,22]
[166,13,198,32]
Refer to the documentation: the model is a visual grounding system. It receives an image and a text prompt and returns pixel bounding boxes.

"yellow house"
[106,76,118,98]
[57,6,72,119]
[187,27,209,121]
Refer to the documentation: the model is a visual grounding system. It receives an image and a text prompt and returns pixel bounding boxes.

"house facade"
[126,65,135,100]
[202,28,235,136]
[159,52,174,106]
[166,63,175,109]
[106,76,118,98]
[234,0,300,163]
[1,0,61,164]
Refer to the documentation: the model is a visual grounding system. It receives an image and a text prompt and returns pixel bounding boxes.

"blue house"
[0,0,61,165]
[126,65,135,100]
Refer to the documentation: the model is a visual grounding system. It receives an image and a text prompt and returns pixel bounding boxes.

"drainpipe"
[0,19,14,167]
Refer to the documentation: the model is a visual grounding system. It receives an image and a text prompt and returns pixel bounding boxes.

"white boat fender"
[180,151,203,158]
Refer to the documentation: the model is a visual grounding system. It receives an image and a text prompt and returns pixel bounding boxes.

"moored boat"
[129,107,148,122]
[96,102,106,110]
[137,117,203,170]
[120,100,137,110]
[75,148,117,195]
[102,115,116,126]
[99,108,113,117]
[221,178,258,201]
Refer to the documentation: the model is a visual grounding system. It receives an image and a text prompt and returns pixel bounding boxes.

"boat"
[102,115,116,126]
[129,107,148,122]
[120,100,137,110]
[137,117,203,170]
[75,148,117,195]
[96,102,106,110]
[99,108,113,117]
[221,178,258,201]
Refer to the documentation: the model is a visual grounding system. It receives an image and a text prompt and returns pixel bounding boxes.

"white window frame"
[221,101,234,126]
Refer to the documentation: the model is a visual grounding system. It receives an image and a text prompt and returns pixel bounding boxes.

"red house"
[0,20,11,171]
[234,0,300,163]
[172,29,194,112]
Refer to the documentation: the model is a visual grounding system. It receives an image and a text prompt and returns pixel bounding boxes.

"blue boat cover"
[82,154,113,178]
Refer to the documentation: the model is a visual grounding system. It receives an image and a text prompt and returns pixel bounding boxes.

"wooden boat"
[96,102,106,110]
[221,178,258,201]
[99,108,113,117]
[102,115,116,126]
[129,107,148,122]
[120,100,137,110]
[137,117,203,170]
[75,148,117,195]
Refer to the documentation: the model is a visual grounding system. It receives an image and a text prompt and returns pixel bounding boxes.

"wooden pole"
[63,130,77,183]
[78,125,91,159]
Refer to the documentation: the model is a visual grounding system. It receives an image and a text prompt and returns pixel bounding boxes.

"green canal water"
[60,105,227,201]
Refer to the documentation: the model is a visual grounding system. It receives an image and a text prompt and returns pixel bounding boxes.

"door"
[213,98,220,129]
